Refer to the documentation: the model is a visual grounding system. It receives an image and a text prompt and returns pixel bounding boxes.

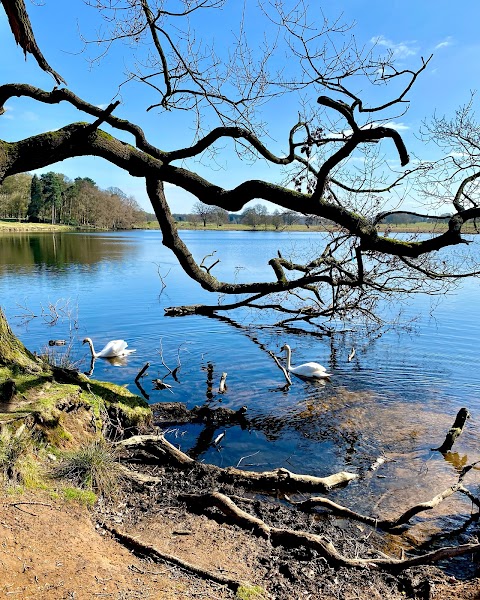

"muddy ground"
[2,467,480,600]
[1,399,480,599]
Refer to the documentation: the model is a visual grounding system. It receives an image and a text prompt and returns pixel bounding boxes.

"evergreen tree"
[26,174,43,222]
[40,172,63,224]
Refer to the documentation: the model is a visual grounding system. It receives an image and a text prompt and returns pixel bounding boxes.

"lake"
[1,229,480,562]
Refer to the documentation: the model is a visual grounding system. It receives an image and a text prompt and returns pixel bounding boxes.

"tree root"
[103,523,262,595]
[181,491,480,572]
[289,484,463,530]
[116,434,358,491]
[288,458,480,531]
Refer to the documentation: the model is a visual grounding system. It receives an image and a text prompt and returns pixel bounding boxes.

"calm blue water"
[1,229,480,550]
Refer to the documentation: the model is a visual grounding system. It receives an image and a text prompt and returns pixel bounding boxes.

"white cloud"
[434,37,453,50]
[96,103,109,110]
[384,122,410,131]
[371,35,418,59]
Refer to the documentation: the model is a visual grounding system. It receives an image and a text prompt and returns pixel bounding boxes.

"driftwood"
[116,434,358,491]
[182,491,480,572]
[103,523,261,595]
[432,407,470,453]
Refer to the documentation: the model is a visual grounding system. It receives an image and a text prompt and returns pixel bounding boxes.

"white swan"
[82,337,136,359]
[281,344,331,379]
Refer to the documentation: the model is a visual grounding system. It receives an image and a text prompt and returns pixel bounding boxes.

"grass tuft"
[53,439,123,497]
[62,487,97,507]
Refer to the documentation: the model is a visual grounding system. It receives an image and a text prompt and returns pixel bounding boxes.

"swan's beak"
[82,339,87,345]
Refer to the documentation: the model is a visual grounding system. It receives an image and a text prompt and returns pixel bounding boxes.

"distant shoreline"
[0,221,79,232]
[1,219,476,235]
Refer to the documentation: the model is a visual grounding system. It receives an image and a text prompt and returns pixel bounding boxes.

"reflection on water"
[1,229,480,572]
[0,232,135,273]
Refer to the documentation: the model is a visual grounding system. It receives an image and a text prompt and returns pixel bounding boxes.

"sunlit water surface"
[1,229,480,573]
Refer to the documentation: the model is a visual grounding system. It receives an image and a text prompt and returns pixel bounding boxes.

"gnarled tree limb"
[116,434,358,491]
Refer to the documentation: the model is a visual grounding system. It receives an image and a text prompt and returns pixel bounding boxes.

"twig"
[157,338,173,374]
[9,501,54,517]
[267,351,292,385]
[155,263,171,291]
[236,451,260,468]
[200,251,220,274]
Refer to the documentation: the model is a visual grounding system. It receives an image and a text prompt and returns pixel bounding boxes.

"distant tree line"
[173,201,330,229]
[0,172,146,228]
[380,213,450,225]
[171,203,451,229]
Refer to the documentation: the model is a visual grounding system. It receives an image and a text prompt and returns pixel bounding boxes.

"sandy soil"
[0,492,238,599]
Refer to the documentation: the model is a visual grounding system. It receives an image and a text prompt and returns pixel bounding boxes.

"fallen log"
[116,434,358,491]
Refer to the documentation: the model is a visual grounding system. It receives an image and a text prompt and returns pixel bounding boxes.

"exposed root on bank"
[116,434,358,491]
[102,523,265,596]
[288,458,480,531]
[181,491,480,572]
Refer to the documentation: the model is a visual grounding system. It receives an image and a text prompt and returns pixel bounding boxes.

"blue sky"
[1,1,480,213]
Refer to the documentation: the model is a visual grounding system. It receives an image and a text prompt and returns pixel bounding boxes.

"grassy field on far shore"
[136,220,478,234]
[3,218,478,235]
[0,220,78,232]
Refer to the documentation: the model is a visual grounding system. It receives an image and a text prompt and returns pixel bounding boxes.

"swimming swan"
[82,337,136,359]
[281,344,331,379]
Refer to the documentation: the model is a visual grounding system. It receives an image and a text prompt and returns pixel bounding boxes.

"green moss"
[62,487,97,507]
[236,585,268,599]
[0,308,44,372]
[83,380,151,427]
[44,425,72,446]
[97,129,116,142]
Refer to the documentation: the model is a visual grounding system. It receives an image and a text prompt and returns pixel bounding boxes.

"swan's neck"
[86,338,97,358]
[284,346,292,370]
